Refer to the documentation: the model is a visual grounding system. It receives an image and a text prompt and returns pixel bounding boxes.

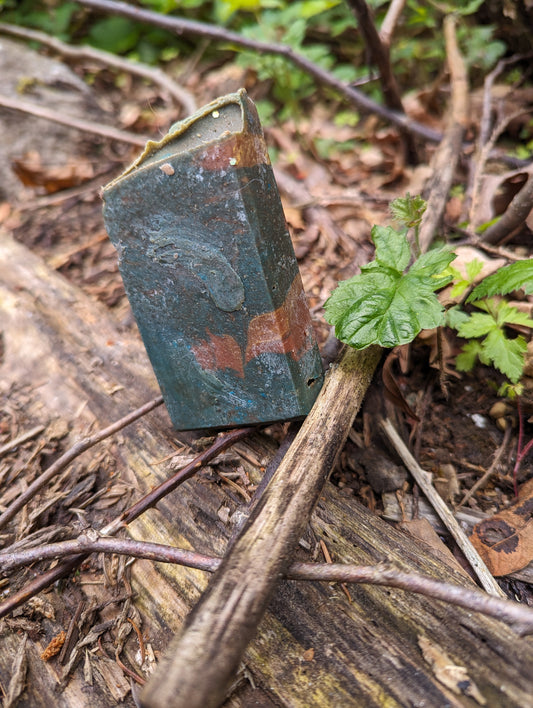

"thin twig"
[2,535,533,634]
[379,0,406,46]
[0,425,253,618]
[381,417,505,598]
[0,425,45,458]
[468,53,533,222]
[0,22,197,115]
[77,0,442,143]
[101,426,255,536]
[0,396,164,531]
[469,107,533,232]
[459,425,512,507]
[482,168,533,244]
[0,93,147,146]
[344,0,417,163]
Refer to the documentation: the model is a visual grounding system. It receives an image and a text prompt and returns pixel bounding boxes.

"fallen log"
[1,233,533,707]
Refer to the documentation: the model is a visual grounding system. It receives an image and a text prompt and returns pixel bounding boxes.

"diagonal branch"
[0,22,197,115]
[76,0,442,143]
[345,0,418,163]
[140,344,381,708]
[418,14,469,252]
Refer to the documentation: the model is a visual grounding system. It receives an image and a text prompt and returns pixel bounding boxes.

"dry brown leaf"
[11,150,94,194]
[283,205,306,231]
[471,477,533,576]
[381,348,420,421]
[400,518,471,579]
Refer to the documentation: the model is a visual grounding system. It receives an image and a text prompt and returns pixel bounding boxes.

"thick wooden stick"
[140,345,381,708]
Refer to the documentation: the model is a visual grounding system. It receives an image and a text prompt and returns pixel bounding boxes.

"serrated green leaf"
[324,262,446,349]
[456,340,484,372]
[446,305,470,330]
[323,270,394,325]
[390,193,427,228]
[456,312,496,338]
[481,330,527,383]
[409,246,456,279]
[371,225,410,271]
[467,259,533,302]
[495,301,533,328]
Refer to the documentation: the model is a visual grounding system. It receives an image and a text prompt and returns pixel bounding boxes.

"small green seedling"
[447,299,533,385]
[324,195,455,349]
[325,194,533,391]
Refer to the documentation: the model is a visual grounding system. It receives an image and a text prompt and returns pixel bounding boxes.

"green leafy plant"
[446,259,533,387]
[467,260,533,301]
[325,194,533,392]
[448,299,533,384]
[324,199,455,348]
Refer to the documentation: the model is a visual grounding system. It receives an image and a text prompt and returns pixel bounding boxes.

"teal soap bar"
[103,89,323,430]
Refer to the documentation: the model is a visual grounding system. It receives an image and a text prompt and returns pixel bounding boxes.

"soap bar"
[103,89,323,430]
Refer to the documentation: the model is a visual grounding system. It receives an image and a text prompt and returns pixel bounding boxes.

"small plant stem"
[413,223,421,257]
[513,398,533,497]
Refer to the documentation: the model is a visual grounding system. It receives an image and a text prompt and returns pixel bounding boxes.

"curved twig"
[0,22,197,115]
[77,0,442,143]
[2,534,533,634]
[0,425,254,619]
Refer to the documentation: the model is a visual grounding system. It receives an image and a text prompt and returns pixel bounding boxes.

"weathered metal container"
[103,89,323,430]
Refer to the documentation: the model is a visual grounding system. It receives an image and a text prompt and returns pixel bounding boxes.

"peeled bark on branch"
[141,346,381,708]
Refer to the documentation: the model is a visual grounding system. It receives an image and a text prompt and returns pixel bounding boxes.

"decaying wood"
[140,346,381,708]
[2,233,533,707]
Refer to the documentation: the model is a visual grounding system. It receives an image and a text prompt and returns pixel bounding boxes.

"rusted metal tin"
[103,89,323,430]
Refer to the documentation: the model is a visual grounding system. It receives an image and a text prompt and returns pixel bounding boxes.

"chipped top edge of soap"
[103,87,260,191]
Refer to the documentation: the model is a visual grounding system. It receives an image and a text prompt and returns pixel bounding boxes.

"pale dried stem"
[379,0,406,46]
[381,417,505,598]
[0,93,147,146]
[0,22,197,115]
[418,15,468,252]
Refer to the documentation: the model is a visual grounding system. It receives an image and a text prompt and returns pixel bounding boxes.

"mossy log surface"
[1,234,533,707]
